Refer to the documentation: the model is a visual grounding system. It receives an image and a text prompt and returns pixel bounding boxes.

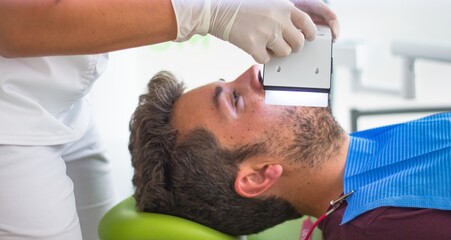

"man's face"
[173,65,296,149]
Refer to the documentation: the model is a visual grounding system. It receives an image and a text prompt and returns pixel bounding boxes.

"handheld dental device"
[263,25,333,107]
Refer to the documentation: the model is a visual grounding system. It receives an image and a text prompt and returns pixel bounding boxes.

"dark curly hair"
[129,71,300,236]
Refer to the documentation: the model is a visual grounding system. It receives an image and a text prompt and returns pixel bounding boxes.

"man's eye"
[233,90,239,107]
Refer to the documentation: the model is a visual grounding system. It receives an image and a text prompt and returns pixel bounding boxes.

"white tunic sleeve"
[0,54,108,145]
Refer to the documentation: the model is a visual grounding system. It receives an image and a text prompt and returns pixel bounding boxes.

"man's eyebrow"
[213,85,223,110]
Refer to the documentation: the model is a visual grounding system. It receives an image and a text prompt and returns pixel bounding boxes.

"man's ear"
[234,164,283,198]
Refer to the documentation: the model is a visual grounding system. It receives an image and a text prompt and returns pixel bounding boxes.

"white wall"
[330,0,451,130]
[90,0,451,201]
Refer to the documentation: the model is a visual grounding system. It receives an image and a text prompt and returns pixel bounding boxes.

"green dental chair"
[98,197,322,240]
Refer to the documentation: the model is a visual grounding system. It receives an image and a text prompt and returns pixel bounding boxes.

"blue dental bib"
[342,112,451,224]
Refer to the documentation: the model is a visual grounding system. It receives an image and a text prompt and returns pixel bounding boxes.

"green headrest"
[98,197,238,240]
[98,196,321,240]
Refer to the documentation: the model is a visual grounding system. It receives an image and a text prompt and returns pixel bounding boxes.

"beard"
[265,106,345,169]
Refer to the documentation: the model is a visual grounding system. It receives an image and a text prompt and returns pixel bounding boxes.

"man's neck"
[284,135,350,217]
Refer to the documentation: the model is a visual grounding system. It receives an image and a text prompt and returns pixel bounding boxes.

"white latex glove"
[290,0,339,39]
[171,0,317,64]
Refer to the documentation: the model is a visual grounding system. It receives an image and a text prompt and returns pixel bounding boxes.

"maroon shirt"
[318,201,451,240]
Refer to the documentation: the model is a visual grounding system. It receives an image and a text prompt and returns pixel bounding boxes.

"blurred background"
[89,0,451,202]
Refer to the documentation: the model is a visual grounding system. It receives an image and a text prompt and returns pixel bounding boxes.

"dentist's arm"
[0,0,178,58]
[0,0,323,64]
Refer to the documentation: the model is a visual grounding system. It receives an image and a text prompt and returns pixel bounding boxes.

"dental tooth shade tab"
[263,25,333,107]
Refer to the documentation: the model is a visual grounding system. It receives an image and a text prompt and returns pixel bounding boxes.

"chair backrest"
[98,196,238,240]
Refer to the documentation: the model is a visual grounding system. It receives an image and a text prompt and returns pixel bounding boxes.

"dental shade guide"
[263,25,333,107]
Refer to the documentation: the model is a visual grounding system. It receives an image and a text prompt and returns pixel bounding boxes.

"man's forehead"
[181,82,216,98]
[172,83,216,134]
[175,83,213,110]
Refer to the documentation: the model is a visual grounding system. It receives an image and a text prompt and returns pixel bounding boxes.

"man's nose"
[234,65,263,92]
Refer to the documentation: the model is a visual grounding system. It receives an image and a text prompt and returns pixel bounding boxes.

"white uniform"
[0,55,117,240]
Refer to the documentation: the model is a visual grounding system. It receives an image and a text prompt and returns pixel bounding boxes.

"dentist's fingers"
[251,48,271,64]
[267,34,292,58]
[329,19,340,39]
[310,15,339,39]
[295,0,339,39]
[281,20,305,53]
[290,7,317,42]
[304,0,337,22]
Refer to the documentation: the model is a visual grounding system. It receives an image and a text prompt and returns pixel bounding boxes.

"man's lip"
[258,71,263,86]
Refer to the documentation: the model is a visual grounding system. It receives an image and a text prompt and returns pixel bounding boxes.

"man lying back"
[129,65,451,239]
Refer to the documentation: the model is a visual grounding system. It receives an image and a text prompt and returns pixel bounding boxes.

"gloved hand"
[171,0,317,64]
[289,0,340,39]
